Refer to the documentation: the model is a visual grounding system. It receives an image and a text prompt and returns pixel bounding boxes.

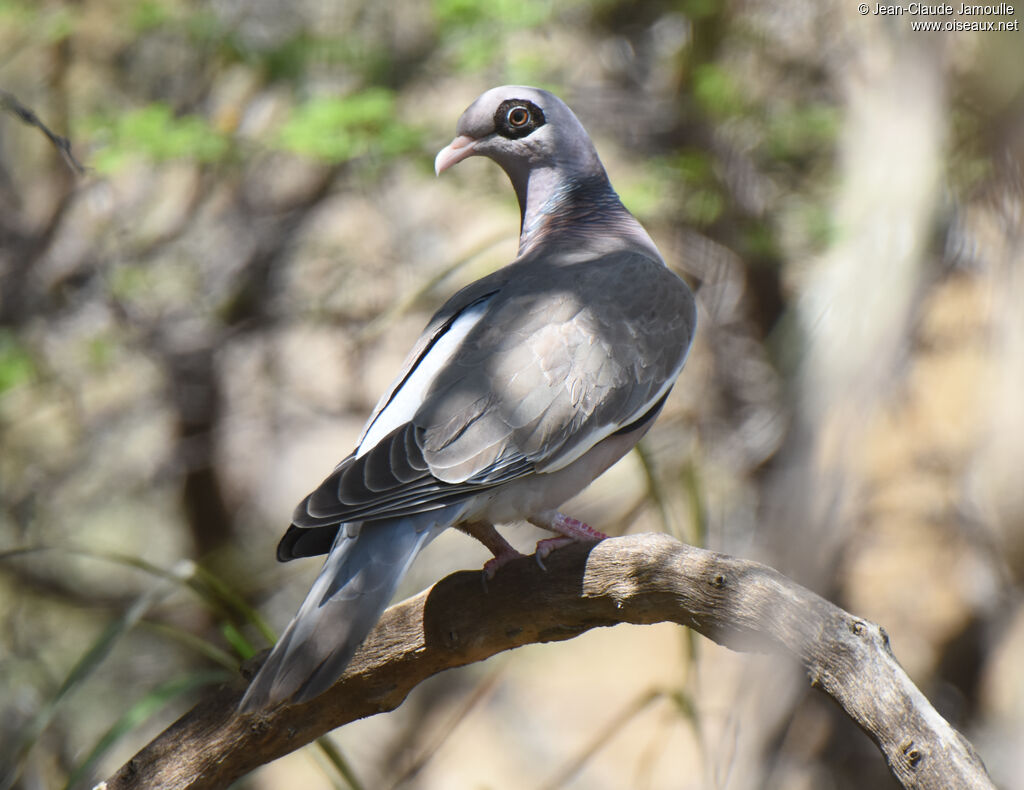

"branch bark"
[100,533,994,790]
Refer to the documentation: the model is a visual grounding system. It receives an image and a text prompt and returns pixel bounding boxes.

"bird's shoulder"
[472,249,696,357]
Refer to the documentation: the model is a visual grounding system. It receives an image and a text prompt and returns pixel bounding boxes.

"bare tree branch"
[0,89,85,174]
[99,533,995,790]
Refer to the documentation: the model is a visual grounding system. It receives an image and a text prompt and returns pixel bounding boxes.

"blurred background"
[1,1,1023,788]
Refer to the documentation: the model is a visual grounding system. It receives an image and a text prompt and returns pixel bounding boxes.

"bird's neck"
[513,167,661,261]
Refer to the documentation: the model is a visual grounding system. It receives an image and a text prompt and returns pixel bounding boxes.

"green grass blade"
[634,441,675,539]
[0,545,277,656]
[0,562,191,790]
[190,563,276,645]
[681,458,707,548]
[542,688,663,790]
[220,621,257,660]
[383,666,504,789]
[314,735,365,790]
[138,621,240,671]
[63,668,231,790]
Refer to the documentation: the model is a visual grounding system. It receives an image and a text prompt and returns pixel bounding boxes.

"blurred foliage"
[2,0,1023,789]
[692,62,745,119]
[87,104,230,172]
[276,90,422,163]
[0,331,35,394]
[435,0,558,72]
[84,88,423,172]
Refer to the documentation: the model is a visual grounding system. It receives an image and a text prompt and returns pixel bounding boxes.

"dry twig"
[0,90,85,174]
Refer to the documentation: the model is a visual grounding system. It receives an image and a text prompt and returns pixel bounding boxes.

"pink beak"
[434,134,478,175]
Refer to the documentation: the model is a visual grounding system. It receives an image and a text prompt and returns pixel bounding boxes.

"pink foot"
[528,510,608,541]
[527,510,609,569]
[458,521,526,581]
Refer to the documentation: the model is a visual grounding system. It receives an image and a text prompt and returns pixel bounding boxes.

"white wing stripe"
[356,297,493,458]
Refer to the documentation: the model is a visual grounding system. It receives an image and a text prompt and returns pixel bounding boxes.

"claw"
[460,521,526,585]
[534,535,577,569]
[480,545,525,584]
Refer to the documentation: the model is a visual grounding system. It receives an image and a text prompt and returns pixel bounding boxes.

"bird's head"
[435,86,657,260]
[434,85,603,187]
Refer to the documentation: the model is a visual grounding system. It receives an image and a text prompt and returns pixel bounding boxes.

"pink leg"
[458,521,525,579]
[528,510,609,569]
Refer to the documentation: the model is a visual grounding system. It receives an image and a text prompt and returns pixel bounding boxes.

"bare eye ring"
[507,106,530,127]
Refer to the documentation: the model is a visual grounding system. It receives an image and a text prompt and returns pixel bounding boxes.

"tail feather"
[239,518,437,711]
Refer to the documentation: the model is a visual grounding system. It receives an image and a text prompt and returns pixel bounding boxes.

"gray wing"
[418,252,696,480]
[285,252,695,550]
[356,266,517,447]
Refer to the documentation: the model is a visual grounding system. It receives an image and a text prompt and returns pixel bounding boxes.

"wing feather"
[284,251,696,555]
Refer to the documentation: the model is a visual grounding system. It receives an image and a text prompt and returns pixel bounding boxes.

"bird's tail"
[239,518,437,711]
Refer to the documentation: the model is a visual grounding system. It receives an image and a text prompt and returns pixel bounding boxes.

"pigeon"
[239,85,697,711]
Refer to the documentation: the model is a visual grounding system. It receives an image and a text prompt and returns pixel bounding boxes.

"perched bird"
[239,85,697,711]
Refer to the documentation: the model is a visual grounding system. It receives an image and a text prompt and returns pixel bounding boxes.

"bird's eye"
[507,106,530,127]
[494,99,545,139]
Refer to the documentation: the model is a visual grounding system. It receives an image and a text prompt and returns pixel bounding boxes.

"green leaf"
[0,330,35,394]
